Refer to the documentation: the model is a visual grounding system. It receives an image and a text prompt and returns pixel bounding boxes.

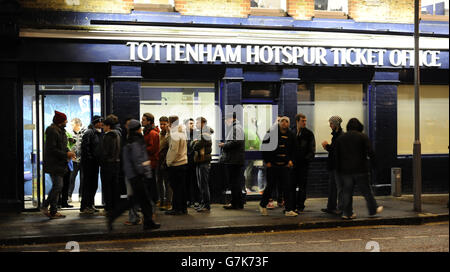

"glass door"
[23,81,102,210]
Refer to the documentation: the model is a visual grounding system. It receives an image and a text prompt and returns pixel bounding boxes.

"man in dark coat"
[260,116,297,217]
[80,115,104,214]
[321,115,344,215]
[41,111,76,219]
[220,112,245,210]
[334,118,383,220]
[293,113,316,213]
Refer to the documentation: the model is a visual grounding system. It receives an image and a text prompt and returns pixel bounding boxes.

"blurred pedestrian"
[68,118,85,203]
[41,111,76,219]
[334,118,383,220]
[107,119,160,231]
[321,115,344,215]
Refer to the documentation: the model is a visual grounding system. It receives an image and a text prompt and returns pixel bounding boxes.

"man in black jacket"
[321,115,344,215]
[260,116,297,217]
[220,112,245,210]
[100,114,121,215]
[80,115,104,214]
[335,118,383,220]
[41,111,76,219]
[293,113,316,213]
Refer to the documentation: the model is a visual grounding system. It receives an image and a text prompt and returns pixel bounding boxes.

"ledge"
[314,10,348,19]
[420,14,449,22]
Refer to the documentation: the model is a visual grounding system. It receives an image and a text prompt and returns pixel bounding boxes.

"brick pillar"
[370,71,400,192]
[279,68,299,129]
[0,63,23,212]
[109,65,142,126]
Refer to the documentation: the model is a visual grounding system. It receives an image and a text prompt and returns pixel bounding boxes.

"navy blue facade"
[1,7,449,211]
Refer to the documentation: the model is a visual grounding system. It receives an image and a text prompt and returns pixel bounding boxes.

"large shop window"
[297,83,367,154]
[397,85,449,155]
[140,82,220,156]
[421,0,449,16]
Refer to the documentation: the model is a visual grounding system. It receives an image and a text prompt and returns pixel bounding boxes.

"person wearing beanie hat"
[53,111,68,126]
[41,111,75,219]
[321,115,344,216]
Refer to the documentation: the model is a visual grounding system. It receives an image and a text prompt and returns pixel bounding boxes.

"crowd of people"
[40,109,383,231]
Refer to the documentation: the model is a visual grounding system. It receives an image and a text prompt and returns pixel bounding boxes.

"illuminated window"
[297,84,367,154]
[421,0,449,16]
[314,0,348,13]
[397,85,449,155]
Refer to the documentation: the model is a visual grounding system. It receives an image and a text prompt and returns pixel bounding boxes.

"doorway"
[22,81,102,211]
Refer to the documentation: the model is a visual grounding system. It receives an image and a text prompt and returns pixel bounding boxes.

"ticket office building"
[1,17,448,212]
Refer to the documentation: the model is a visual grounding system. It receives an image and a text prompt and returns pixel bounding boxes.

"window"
[133,0,174,12]
[297,83,367,154]
[421,0,449,16]
[139,82,220,155]
[250,0,287,16]
[397,85,449,155]
[314,0,348,13]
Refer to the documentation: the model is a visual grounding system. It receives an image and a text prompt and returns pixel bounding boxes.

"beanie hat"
[53,111,67,125]
[279,116,290,124]
[329,116,343,127]
[128,119,141,132]
[91,115,103,125]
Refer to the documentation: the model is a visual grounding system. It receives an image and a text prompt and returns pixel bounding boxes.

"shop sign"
[127,42,442,67]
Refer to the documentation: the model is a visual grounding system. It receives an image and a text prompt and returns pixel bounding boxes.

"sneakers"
[285,210,298,217]
[266,201,275,210]
[342,213,357,220]
[124,219,142,226]
[259,205,268,216]
[223,204,243,210]
[80,208,95,215]
[49,212,66,219]
[369,206,384,217]
[143,222,161,231]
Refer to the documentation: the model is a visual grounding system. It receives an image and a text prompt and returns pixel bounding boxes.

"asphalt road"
[1,222,448,252]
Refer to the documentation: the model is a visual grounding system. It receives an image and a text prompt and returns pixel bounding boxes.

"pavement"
[0,194,448,246]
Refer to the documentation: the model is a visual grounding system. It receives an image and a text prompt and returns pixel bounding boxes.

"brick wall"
[287,0,314,20]
[348,0,415,24]
[175,0,250,18]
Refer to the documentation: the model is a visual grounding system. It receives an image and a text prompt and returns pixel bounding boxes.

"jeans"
[224,164,245,208]
[260,166,295,211]
[42,174,64,215]
[124,177,141,223]
[156,166,172,205]
[80,160,99,210]
[68,161,83,198]
[101,162,120,212]
[196,163,211,208]
[109,175,154,227]
[294,164,310,210]
[168,165,188,212]
[340,173,378,217]
[326,170,344,211]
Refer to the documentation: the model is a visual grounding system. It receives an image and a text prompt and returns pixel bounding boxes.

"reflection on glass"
[140,82,219,155]
[421,0,449,15]
[243,104,273,151]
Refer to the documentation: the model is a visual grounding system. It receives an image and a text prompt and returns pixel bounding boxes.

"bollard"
[391,167,402,197]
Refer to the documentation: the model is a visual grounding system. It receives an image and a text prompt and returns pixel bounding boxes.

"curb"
[1,213,448,247]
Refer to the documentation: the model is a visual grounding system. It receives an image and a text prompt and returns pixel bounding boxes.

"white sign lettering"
[126,42,442,67]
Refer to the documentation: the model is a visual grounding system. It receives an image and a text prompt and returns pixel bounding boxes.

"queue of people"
[41,109,382,229]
